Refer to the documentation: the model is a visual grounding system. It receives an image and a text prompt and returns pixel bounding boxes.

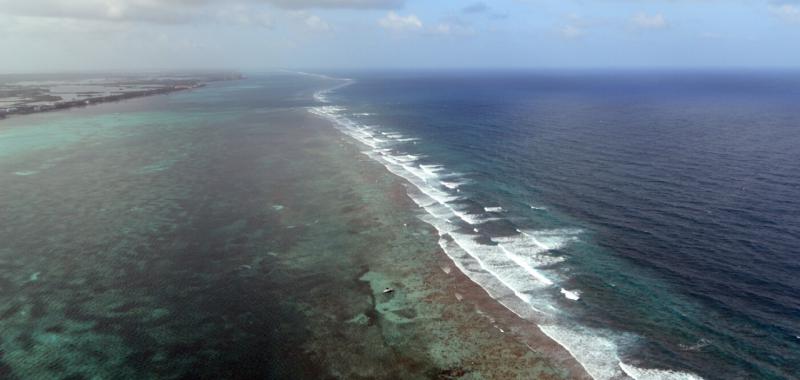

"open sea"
[311,70,800,380]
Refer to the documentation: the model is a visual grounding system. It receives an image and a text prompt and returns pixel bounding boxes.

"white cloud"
[378,11,423,32]
[0,0,198,24]
[217,6,273,29]
[429,21,474,36]
[560,24,584,39]
[288,11,332,32]
[558,14,586,40]
[264,0,402,9]
[0,0,397,25]
[769,4,800,23]
[0,13,131,38]
[631,12,668,30]
[253,13,274,29]
[304,14,331,31]
[432,23,453,35]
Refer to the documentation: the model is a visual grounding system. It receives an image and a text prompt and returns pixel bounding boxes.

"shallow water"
[0,75,585,379]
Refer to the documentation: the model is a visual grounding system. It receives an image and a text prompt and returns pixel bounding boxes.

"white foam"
[440,180,465,189]
[518,228,582,252]
[301,72,353,103]
[401,171,460,205]
[497,244,554,286]
[447,231,558,315]
[420,164,444,173]
[403,163,439,181]
[307,73,702,380]
[287,70,350,82]
[394,154,423,162]
[492,232,569,267]
[422,202,459,221]
[451,208,486,225]
[437,237,545,320]
[405,189,437,208]
[538,324,623,380]
[619,363,704,380]
[539,325,704,380]
[561,288,581,301]
[314,96,569,313]
[419,214,459,236]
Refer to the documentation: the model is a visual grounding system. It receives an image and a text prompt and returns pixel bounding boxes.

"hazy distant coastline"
[0,72,244,119]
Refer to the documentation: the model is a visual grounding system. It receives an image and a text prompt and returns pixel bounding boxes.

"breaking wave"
[308,78,704,380]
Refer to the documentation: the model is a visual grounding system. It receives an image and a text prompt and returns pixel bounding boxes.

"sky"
[1,0,800,72]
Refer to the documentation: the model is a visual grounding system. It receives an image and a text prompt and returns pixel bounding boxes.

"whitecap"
[539,325,704,380]
[619,362,704,380]
[440,180,464,190]
[308,73,703,380]
[561,288,581,301]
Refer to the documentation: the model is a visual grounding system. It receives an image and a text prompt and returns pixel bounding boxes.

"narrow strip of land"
[0,72,243,119]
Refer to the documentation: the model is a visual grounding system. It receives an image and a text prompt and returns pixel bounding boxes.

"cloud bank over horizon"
[0,0,799,72]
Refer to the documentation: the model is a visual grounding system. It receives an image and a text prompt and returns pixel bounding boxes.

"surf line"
[305,72,704,380]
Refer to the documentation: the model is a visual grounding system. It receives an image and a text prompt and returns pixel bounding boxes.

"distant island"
[0,72,243,119]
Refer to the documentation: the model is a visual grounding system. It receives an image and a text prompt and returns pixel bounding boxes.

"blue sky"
[0,0,799,72]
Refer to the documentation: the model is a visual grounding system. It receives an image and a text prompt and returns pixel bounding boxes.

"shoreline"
[0,73,244,120]
[0,85,199,120]
[307,76,708,380]
[428,232,594,379]
[308,108,594,379]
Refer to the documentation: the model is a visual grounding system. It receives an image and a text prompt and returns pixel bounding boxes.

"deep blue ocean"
[311,70,800,379]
